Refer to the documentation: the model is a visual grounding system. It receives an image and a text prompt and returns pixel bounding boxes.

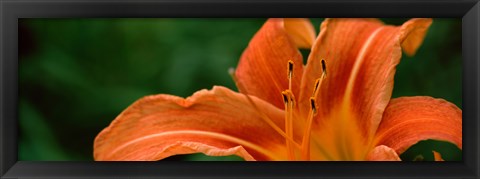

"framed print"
[1,0,479,178]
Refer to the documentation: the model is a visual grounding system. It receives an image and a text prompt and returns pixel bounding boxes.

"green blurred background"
[18,18,462,161]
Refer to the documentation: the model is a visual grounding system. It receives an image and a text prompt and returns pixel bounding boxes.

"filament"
[229,68,301,150]
[301,59,327,160]
[284,60,297,160]
[282,90,296,160]
[301,97,316,160]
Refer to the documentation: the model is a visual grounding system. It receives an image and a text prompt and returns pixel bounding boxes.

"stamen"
[228,67,301,150]
[282,92,289,105]
[301,60,328,160]
[282,90,296,160]
[288,91,296,107]
[311,60,327,97]
[310,97,317,114]
[288,60,294,79]
[301,97,317,160]
[284,60,297,160]
[321,59,327,77]
[287,60,294,91]
[312,78,321,97]
[245,91,301,149]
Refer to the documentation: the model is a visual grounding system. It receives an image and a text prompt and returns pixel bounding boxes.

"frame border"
[1,0,479,178]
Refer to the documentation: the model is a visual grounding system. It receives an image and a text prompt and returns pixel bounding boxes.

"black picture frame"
[1,0,479,178]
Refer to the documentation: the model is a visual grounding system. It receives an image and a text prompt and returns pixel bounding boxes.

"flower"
[93,18,462,161]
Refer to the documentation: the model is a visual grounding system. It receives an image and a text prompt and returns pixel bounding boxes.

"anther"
[282,89,295,160]
[288,90,295,106]
[321,59,327,77]
[282,92,289,105]
[309,97,317,114]
[311,60,327,97]
[281,90,295,106]
[288,60,294,79]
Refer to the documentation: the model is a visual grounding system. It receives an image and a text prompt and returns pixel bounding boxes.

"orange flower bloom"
[93,18,462,161]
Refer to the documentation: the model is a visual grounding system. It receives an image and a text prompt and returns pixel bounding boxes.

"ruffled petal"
[94,86,288,161]
[366,145,401,161]
[298,18,431,160]
[235,18,315,109]
[373,96,462,155]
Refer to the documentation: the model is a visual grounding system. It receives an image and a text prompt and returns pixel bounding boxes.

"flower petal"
[433,151,445,161]
[366,145,401,161]
[373,96,462,155]
[235,18,314,109]
[399,18,433,56]
[284,18,316,48]
[298,19,432,159]
[94,86,288,161]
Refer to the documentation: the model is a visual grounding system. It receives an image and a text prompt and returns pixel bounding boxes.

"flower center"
[229,59,326,161]
[281,60,326,160]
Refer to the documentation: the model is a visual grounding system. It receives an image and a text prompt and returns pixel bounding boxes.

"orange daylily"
[93,18,462,161]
